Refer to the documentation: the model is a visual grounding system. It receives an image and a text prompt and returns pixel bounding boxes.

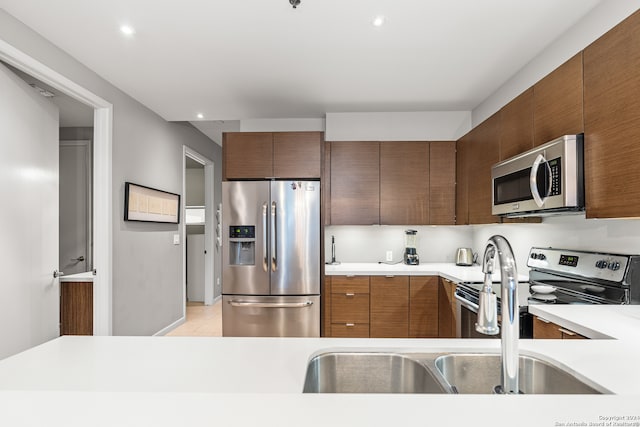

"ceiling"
[0,0,603,123]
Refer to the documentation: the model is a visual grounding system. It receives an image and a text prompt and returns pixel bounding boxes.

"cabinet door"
[534,52,584,146]
[409,276,439,338]
[323,142,331,225]
[500,88,534,160]
[273,132,322,178]
[370,276,409,338]
[584,10,640,219]
[532,316,563,339]
[455,137,469,225]
[438,278,456,338]
[429,141,456,225]
[223,132,273,179]
[380,142,429,225]
[60,282,93,335]
[467,114,501,224]
[330,141,380,225]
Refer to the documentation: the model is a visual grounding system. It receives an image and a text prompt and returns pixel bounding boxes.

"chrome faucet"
[476,235,519,394]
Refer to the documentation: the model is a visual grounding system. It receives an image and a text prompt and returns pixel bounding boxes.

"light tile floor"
[165,300,223,337]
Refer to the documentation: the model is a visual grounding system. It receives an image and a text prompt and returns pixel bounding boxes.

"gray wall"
[0,9,221,335]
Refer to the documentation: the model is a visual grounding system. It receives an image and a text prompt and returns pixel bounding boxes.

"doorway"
[0,38,113,343]
[182,147,216,318]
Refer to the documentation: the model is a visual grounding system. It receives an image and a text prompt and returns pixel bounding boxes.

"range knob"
[595,260,608,269]
[537,253,546,261]
[608,261,621,271]
[530,253,538,259]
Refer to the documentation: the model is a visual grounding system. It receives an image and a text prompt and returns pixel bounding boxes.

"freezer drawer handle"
[228,300,314,308]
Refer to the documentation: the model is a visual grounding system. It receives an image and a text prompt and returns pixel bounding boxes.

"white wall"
[325,225,473,264]
[325,111,471,141]
[473,1,640,126]
[240,118,325,132]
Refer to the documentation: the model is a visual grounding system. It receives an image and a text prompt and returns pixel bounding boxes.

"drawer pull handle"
[346,275,355,278]
[345,323,355,327]
[345,293,355,297]
[558,328,576,336]
[385,275,395,278]
[537,317,551,324]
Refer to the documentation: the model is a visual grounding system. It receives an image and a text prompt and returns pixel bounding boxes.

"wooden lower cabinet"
[370,276,409,338]
[325,274,451,339]
[533,316,586,340]
[438,278,457,338]
[60,281,93,335]
[409,276,439,338]
[329,275,370,338]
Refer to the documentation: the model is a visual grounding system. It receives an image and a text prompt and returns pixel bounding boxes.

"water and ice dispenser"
[229,225,255,265]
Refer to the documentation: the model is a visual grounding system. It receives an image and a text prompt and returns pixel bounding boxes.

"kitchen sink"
[302,352,448,393]
[302,350,610,394]
[434,353,610,394]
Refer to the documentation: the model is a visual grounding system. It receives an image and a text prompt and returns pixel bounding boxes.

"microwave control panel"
[548,157,561,196]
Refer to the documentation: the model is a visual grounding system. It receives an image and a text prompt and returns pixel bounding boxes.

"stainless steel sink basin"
[434,353,610,394]
[302,352,447,393]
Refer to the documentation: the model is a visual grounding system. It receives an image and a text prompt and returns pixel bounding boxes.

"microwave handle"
[530,153,552,208]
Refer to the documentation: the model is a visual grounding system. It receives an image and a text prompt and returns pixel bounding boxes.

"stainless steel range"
[527,247,640,305]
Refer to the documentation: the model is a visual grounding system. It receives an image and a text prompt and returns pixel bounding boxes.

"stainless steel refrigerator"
[222,180,320,337]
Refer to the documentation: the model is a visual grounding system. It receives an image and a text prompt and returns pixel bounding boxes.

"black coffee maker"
[403,229,419,265]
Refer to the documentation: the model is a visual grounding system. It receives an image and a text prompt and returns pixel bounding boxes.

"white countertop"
[1,330,640,426]
[325,262,530,283]
[59,271,94,282]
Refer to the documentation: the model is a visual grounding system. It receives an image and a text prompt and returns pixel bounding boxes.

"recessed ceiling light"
[196,113,204,119]
[373,15,385,27]
[120,25,136,36]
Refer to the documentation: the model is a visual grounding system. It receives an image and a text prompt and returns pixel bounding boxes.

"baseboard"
[154,316,186,336]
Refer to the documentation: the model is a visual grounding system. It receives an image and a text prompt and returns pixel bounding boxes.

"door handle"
[53,269,64,279]
[228,300,313,308]
[530,153,552,208]
[271,201,277,272]
[71,256,85,262]
[262,202,268,272]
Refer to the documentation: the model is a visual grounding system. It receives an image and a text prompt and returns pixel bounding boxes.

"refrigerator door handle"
[271,200,277,272]
[262,202,268,272]
[228,300,314,308]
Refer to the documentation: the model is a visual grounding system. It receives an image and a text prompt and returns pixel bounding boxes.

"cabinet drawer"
[331,293,369,323]
[331,276,370,294]
[370,275,409,286]
[330,323,369,338]
[533,316,563,339]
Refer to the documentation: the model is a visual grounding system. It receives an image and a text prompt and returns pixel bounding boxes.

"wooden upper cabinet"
[409,276,439,338]
[273,132,321,178]
[500,88,534,160]
[330,141,380,225]
[429,141,456,225]
[584,10,640,219]
[380,142,429,225]
[467,114,501,225]
[223,131,322,180]
[534,52,584,146]
[455,137,469,225]
[223,132,273,179]
[370,276,409,338]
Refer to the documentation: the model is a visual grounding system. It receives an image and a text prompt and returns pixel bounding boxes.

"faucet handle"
[475,289,499,335]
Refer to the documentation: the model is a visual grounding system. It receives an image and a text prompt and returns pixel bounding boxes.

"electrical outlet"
[173,234,180,245]
[386,250,393,262]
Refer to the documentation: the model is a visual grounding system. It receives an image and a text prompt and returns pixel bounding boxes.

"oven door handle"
[455,293,479,313]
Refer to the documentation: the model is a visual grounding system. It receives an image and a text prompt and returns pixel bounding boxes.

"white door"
[0,62,60,360]
[59,141,91,276]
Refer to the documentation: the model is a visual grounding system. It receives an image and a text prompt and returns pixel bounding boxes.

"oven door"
[455,294,494,339]
[455,293,533,339]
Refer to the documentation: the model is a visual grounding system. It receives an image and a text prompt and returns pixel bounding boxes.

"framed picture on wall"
[124,182,180,224]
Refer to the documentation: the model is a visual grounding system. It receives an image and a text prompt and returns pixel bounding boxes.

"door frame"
[0,39,113,335]
[182,146,215,312]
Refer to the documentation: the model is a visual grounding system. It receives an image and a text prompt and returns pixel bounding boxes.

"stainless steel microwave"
[491,134,584,217]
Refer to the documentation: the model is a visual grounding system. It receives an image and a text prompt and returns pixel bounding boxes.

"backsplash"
[325,216,640,272]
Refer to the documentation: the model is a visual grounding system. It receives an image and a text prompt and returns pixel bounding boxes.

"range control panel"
[528,247,628,283]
